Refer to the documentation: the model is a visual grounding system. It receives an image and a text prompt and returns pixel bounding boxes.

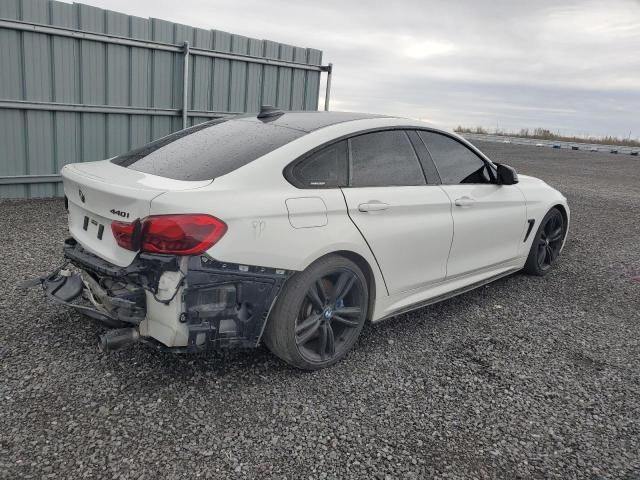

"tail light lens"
[112,214,226,256]
[141,214,227,255]
[111,220,140,251]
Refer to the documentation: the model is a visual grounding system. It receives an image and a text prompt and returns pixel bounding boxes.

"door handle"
[455,196,476,207]
[358,201,389,212]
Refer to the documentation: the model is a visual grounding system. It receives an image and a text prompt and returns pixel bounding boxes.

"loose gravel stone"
[0,142,639,479]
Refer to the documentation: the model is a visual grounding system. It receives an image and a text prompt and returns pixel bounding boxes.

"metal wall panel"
[0,0,328,198]
[305,49,323,110]
[229,35,249,112]
[0,1,20,19]
[54,111,79,195]
[211,30,231,112]
[291,47,307,110]
[0,110,27,198]
[0,30,22,99]
[246,38,263,112]
[191,28,213,111]
[277,44,294,110]
[261,40,279,107]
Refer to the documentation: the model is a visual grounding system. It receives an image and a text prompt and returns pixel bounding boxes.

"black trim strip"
[406,130,441,185]
[376,268,518,322]
[283,125,501,190]
[524,219,536,242]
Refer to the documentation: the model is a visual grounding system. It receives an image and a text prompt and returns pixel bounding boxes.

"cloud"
[399,38,458,60]
[77,0,640,138]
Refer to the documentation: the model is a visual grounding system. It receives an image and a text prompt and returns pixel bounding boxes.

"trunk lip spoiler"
[63,161,215,191]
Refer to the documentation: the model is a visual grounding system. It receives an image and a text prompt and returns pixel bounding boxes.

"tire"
[263,254,368,370]
[523,208,566,276]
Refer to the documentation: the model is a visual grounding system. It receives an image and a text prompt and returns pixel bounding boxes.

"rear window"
[111,118,306,181]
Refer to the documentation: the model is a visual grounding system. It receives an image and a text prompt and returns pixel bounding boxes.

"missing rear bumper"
[31,238,291,352]
[181,256,289,350]
[28,264,124,327]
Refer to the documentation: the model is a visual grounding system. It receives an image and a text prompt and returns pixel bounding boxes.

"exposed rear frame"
[41,238,292,352]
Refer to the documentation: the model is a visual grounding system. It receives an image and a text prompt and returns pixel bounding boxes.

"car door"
[341,129,453,295]
[416,130,527,278]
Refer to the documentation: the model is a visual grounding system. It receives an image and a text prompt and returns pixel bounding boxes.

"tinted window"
[111,118,305,181]
[349,130,425,187]
[417,131,492,184]
[290,141,347,188]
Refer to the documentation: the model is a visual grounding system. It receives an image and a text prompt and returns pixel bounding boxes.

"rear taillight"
[111,220,140,251]
[141,214,227,255]
[112,214,226,256]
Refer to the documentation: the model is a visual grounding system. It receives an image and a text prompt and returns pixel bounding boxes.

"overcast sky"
[82,0,640,138]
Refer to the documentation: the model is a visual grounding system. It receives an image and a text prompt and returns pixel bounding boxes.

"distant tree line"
[454,126,640,148]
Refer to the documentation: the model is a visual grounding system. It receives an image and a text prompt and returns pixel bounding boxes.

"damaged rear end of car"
[42,237,288,353]
[32,116,302,353]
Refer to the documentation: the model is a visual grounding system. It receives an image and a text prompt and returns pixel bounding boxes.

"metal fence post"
[324,63,333,111]
[182,41,190,129]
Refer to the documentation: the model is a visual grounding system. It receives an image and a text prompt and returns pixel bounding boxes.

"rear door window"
[289,141,348,188]
[111,118,306,181]
[348,130,426,187]
[417,131,493,184]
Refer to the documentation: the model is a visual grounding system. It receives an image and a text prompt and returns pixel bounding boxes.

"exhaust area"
[98,328,140,352]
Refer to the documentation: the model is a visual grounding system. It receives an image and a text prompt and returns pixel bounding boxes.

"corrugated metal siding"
[0,0,324,198]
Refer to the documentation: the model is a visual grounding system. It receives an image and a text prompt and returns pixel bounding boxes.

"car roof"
[236,111,394,133]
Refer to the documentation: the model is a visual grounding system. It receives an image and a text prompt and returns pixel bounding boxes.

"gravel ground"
[1,142,639,479]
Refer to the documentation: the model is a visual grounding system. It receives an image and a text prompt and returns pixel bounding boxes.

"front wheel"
[523,208,566,276]
[263,255,368,370]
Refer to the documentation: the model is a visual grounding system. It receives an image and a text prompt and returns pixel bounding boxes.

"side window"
[417,131,492,184]
[349,130,426,187]
[290,141,347,188]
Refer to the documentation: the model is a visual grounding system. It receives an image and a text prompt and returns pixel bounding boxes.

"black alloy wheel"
[537,211,564,270]
[294,269,366,362]
[524,208,566,276]
[263,255,368,370]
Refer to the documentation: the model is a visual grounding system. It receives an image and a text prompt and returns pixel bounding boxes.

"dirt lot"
[1,142,639,479]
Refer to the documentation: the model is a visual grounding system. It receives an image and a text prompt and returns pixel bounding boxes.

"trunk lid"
[62,160,212,267]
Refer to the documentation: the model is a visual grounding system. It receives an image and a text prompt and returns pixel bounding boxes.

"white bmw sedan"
[35,108,569,370]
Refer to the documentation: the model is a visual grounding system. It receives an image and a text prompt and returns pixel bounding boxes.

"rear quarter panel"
[150,183,389,311]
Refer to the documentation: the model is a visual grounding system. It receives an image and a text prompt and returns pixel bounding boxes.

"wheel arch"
[332,250,378,323]
[550,202,570,246]
[552,203,568,225]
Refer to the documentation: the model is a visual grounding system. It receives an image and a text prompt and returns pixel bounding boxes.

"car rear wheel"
[263,255,368,370]
[523,208,566,276]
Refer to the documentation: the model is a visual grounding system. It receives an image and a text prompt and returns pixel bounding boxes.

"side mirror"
[496,163,518,185]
